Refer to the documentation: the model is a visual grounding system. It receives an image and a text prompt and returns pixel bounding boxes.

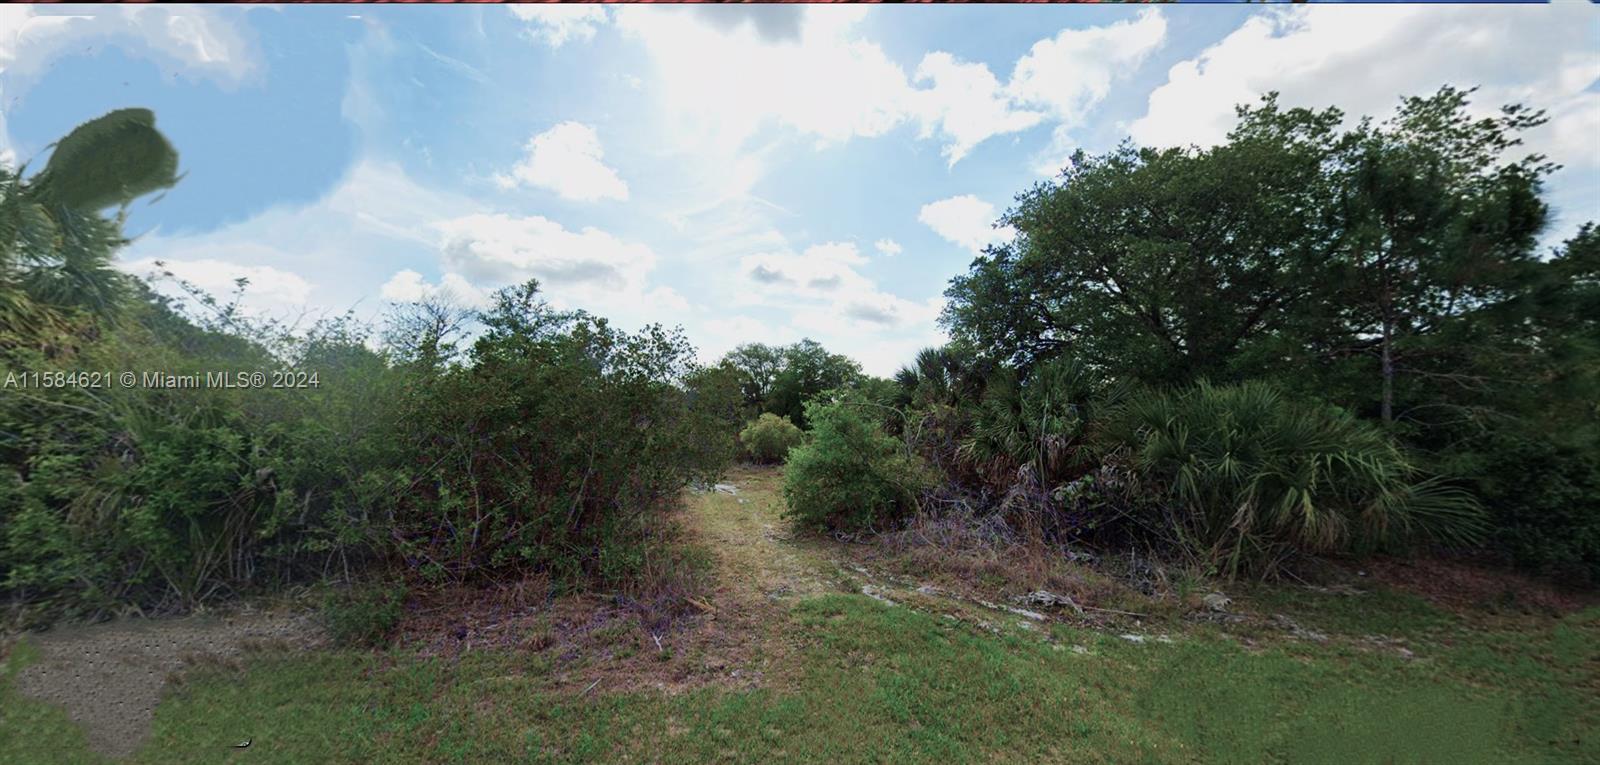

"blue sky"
[2,4,1595,374]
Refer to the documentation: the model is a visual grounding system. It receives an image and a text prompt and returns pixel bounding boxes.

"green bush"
[739,413,804,463]
[783,395,932,533]
[322,582,406,648]
[1106,382,1484,578]
[1440,428,1600,585]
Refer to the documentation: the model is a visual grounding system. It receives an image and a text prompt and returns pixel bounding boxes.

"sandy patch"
[9,610,323,760]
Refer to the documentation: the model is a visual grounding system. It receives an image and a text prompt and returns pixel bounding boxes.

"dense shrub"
[739,413,804,463]
[1440,428,1600,586]
[383,281,739,588]
[783,395,932,533]
[1,273,741,620]
[0,294,396,619]
[1105,382,1484,578]
[715,340,866,428]
[958,357,1110,490]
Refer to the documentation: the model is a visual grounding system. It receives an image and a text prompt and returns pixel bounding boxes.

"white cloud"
[433,212,661,317]
[788,295,947,377]
[874,238,902,257]
[1004,9,1168,177]
[645,286,691,316]
[614,7,910,150]
[1129,4,1598,170]
[610,7,1162,167]
[0,6,258,164]
[124,157,680,330]
[741,241,934,320]
[378,269,430,302]
[378,269,489,308]
[497,122,629,202]
[696,314,792,364]
[1128,4,1599,241]
[121,257,313,315]
[918,195,1016,254]
[740,241,853,293]
[1008,9,1167,126]
[0,6,256,87]
[1544,90,1600,172]
[741,241,868,295]
[508,5,610,48]
[911,51,1045,166]
[122,159,474,321]
[729,238,946,373]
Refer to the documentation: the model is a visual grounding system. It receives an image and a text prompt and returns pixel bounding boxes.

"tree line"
[2,86,1594,632]
[749,88,1597,583]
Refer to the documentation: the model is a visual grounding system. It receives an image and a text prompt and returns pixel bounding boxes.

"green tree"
[739,413,804,464]
[942,88,1580,432]
[782,394,931,533]
[892,345,988,410]
[1323,87,1553,423]
[942,96,1345,384]
[765,339,863,428]
[719,342,785,413]
[717,339,863,428]
[936,88,1597,579]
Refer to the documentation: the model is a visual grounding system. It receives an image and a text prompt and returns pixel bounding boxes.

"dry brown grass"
[860,510,1173,625]
[1361,555,1599,616]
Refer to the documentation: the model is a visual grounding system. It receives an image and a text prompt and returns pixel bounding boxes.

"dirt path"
[684,466,1083,654]
[380,465,852,698]
[671,465,848,687]
[6,610,323,760]
[690,465,838,606]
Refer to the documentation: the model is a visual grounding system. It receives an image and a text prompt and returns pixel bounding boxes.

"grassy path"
[1,466,1597,763]
[691,466,836,606]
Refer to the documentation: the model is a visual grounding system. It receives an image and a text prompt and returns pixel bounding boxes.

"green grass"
[3,593,1595,764]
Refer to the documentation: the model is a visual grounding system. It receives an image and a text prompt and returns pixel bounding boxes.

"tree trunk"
[1380,318,1394,424]
[1379,257,1395,425]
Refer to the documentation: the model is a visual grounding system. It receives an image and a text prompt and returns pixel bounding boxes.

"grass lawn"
[2,468,1595,764]
[4,596,1596,764]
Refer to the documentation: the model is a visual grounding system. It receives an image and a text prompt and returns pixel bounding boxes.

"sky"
[1,4,1595,376]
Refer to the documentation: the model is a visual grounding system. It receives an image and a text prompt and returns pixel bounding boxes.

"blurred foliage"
[322,581,406,649]
[0,111,741,622]
[714,340,863,428]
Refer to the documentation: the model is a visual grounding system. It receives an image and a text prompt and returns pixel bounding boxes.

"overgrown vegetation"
[1107,382,1482,577]
[2,47,1596,765]
[383,282,735,587]
[3,82,1594,661]
[697,89,1598,584]
[713,340,865,428]
[0,112,740,625]
[322,582,405,648]
[5,564,1595,764]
